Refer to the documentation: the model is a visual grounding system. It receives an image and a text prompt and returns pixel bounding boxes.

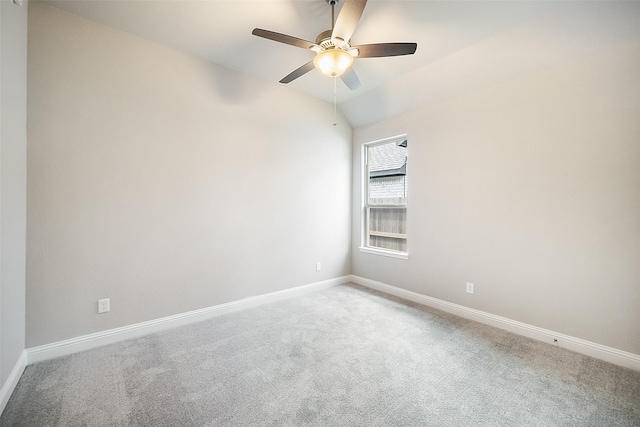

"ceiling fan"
[252,0,417,91]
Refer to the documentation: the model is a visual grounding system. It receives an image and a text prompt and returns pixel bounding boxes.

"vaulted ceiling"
[40,0,640,127]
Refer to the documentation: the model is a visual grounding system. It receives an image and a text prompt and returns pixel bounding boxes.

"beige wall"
[26,1,640,358]
[1,0,28,387]
[27,3,352,347]
[353,42,640,354]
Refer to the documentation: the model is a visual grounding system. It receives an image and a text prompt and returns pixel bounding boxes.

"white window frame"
[359,135,409,260]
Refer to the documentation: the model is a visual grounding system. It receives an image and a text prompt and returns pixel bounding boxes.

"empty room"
[1,0,639,425]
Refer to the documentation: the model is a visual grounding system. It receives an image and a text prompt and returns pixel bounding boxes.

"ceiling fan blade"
[280,61,315,84]
[340,67,361,91]
[252,28,320,51]
[332,0,367,43]
[353,43,417,58]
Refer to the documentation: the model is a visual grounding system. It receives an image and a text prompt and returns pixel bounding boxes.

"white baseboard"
[27,276,350,365]
[350,275,640,372]
[0,350,27,416]
[24,274,640,371]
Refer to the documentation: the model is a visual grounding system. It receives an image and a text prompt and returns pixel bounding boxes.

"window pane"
[368,207,407,252]
[368,141,407,205]
[365,137,408,254]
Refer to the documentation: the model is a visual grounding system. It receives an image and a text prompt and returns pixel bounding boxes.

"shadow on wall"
[341,86,393,129]
[209,61,264,105]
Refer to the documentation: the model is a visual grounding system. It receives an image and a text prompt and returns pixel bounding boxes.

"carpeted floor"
[2,283,640,426]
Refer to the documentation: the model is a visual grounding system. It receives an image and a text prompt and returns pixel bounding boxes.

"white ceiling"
[40,0,640,127]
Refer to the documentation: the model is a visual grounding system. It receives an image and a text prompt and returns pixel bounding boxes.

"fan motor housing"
[316,29,350,51]
[316,29,333,46]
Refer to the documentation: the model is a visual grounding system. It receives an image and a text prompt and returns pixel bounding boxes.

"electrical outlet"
[316,262,321,272]
[98,298,110,314]
[466,282,474,294]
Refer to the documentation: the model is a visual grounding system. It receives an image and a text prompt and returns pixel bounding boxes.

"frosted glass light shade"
[313,49,354,77]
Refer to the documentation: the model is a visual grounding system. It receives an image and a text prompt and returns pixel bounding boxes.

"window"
[361,136,408,258]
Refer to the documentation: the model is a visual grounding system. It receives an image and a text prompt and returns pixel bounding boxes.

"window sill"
[359,246,409,260]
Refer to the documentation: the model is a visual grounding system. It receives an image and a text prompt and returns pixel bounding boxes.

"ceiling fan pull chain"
[333,76,338,126]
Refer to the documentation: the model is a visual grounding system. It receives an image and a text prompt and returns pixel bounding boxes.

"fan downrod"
[317,0,349,50]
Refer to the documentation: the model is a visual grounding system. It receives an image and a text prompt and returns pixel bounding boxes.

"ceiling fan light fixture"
[252,0,417,90]
[313,48,354,77]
